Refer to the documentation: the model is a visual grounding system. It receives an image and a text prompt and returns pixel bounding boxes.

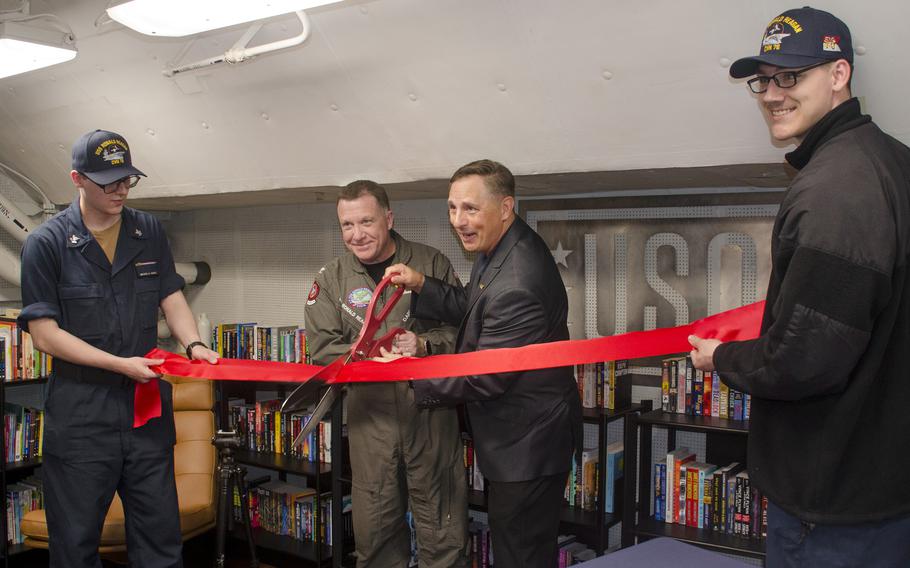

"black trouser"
[43,369,181,568]
[486,471,568,568]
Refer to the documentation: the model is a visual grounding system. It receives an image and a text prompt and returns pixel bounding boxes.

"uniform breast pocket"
[58,284,104,338]
[135,278,160,330]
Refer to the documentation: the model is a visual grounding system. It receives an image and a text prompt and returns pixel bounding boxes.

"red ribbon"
[134,300,765,427]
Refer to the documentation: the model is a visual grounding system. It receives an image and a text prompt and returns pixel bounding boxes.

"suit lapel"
[463,217,526,316]
[466,257,486,307]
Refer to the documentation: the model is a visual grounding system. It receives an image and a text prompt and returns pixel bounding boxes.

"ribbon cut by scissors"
[280,273,405,448]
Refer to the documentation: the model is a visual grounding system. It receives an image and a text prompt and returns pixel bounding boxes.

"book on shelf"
[653,462,666,522]
[213,321,310,364]
[256,480,315,539]
[462,434,475,489]
[469,521,493,567]
[659,356,749,420]
[683,462,717,529]
[239,480,352,546]
[471,446,485,493]
[3,403,44,462]
[565,440,612,510]
[566,449,582,508]
[461,432,485,491]
[665,448,695,524]
[227,396,332,463]
[557,534,596,566]
[711,371,722,418]
[652,453,766,540]
[580,446,598,512]
[573,360,630,411]
[604,441,623,514]
[731,471,765,539]
[0,319,52,382]
[713,462,744,532]
[6,475,43,545]
[406,511,418,567]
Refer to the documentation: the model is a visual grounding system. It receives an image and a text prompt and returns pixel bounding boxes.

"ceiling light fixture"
[0,20,77,80]
[107,0,342,37]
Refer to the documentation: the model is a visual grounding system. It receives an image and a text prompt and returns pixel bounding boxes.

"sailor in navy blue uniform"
[17,129,218,568]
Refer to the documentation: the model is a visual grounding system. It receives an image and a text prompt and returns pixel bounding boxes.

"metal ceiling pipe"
[175,261,211,285]
[0,160,57,220]
[164,10,311,77]
[0,258,211,289]
[0,191,38,243]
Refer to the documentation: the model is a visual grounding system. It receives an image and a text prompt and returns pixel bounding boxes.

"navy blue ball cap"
[729,6,853,78]
[71,129,146,186]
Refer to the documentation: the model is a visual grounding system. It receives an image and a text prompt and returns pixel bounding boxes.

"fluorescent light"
[107,0,341,37]
[0,21,77,80]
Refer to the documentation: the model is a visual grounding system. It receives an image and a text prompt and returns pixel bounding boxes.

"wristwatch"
[185,341,208,359]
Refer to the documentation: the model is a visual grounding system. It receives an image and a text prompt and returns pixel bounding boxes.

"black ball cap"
[71,129,146,186]
[729,6,853,78]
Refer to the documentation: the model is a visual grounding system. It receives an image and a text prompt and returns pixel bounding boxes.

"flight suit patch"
[348,287,372,308]
[307,282,320,306]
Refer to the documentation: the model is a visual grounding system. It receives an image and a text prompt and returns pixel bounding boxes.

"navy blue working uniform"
[18,197,184,568]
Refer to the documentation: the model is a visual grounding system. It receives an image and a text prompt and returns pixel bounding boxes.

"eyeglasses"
[746,61,831,94]
[82,174,141,194]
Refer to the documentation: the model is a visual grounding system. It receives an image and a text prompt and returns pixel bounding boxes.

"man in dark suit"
[385,159,582,568]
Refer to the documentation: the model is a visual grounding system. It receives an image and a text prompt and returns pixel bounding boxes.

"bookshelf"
[229,524,334,565]
[210,319,351,566]
[466,404,644,556]
[0,317,49,566]
[216,380,347,568]
[622,403,766,559]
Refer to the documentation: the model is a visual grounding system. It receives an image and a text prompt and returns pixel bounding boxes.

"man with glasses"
[18,129,218,567]
[689,7,910,566]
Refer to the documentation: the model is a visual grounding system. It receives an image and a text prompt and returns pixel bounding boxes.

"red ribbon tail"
[133,378,162,428]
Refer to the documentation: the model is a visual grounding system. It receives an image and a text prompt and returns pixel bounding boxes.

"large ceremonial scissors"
[281,273,405,449]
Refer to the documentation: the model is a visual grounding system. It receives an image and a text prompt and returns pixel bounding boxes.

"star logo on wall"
[550,241,573,268]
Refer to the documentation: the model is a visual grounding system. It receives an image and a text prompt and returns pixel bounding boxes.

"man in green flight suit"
[304,180,469,567]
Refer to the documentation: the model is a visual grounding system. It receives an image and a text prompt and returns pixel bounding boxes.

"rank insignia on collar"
[134,228,143,237]
[69,234,80,244]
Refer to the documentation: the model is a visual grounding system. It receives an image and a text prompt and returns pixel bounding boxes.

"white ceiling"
[0,0,907,209]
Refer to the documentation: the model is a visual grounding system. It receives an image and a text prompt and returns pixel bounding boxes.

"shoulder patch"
[306,281,320,305]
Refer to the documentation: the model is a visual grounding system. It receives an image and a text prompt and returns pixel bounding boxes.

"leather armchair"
[20,375,217,553]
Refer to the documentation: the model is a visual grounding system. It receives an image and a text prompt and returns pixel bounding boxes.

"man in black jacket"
[689,7,910,567]
[385,159,582,568]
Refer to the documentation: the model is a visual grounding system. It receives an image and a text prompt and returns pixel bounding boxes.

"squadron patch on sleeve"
[306,282,320,305]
